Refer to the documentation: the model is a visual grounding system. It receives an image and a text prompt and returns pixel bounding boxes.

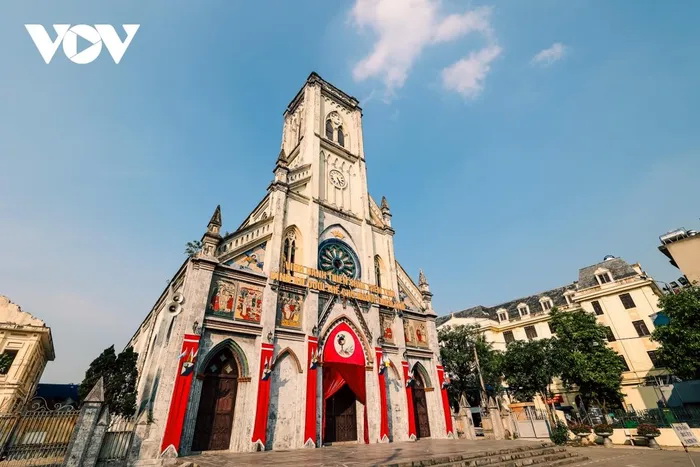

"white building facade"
[127,73,453,460]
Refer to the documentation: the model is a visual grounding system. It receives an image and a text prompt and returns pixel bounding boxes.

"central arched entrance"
[321,321,369,445]
[412,370,431,439]
[192,348,238,451]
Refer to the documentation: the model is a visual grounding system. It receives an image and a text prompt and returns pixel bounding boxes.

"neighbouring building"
[438,256,668,411]
[658,226,700,286]
[126,73,453,459]
[0,296,55,411]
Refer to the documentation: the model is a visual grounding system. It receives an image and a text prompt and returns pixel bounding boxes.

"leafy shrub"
[637,423,660,436]
[569,423,592,434]
[594,423,614,434]
[550,420,569,445]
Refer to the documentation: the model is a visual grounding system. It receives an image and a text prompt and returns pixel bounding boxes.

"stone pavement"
[569,446,700,466]
[183,439,557,466]
[181,439,700,467]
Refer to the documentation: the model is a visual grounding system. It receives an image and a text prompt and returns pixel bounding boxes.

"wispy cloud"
[441,45,502,99]
[350,0,496,97]
[531,42,567,66]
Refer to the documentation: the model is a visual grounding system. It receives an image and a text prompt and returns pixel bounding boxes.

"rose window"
[318,240,360,279]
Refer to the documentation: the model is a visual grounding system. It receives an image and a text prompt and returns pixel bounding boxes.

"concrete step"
[423,446,587,467]
[386,443,557,467]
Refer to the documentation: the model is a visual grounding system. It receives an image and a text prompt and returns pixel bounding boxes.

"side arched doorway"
[192,348,238,451]
[412,371,431,439]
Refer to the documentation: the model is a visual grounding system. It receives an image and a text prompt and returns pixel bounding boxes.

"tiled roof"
[577,257,637,289]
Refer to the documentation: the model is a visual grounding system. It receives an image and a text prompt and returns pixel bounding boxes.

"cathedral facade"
[127,73,452,458]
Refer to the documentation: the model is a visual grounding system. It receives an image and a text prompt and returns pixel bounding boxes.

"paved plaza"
[181,438,700,466]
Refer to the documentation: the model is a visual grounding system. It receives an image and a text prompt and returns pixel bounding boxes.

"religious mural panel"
[207,278,238,317]
[277,290,304,329]
[403,318,429,348]
[235,285,263,323]
[380,314,395,345]
[224,242,266,274]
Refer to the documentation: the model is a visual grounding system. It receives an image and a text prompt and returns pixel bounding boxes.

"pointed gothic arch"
[282,225,303,268]
[274,347,303,374]
[320,316,373,364]
[198,338,250,378]
[410,361,433,388]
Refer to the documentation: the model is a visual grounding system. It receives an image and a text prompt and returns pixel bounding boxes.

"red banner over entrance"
[161,333,200,455]
[402,361,417,439]
[375,347,389,442]
[304,336,319,446]
[251,342,275,448]
[322,322,369,444]
[436,365,454,437]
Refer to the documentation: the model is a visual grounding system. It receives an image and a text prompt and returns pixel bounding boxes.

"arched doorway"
[412,371,431,439]
[324,384,357,442]
[192,348,238,451]
[321,321,369,445]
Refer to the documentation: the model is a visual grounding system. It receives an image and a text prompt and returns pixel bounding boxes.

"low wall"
[581,427,700,447]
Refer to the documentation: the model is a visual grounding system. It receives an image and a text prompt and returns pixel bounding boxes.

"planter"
[645,434,661,449]
[596,432,613,447]
[575,432,591,445]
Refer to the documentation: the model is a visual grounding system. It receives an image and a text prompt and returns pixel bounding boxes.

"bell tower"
[279,73,368,220]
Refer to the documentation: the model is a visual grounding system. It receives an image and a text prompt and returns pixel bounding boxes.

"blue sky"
[1,0,699,383]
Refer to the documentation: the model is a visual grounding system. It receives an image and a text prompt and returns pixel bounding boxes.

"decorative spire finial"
[381,196,390,211]
[207,205,222,235]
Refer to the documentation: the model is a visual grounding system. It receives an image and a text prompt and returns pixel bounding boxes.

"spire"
[419,269,428,288]
[277,148,287,164]
[208,205,222,233]
[418,268,433,305]
[380,196,390,212]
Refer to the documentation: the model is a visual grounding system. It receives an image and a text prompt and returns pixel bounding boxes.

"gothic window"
[325,119,334,140]
[337,126,345,147]
[374,256,382,288]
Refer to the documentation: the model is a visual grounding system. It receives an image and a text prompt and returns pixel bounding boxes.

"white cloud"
[350,0,496,96]
[441,45,502,99]
[531,42,567,66]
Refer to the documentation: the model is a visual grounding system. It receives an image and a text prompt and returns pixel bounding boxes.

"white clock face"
[329,169,347,189]
[334,331,355,358]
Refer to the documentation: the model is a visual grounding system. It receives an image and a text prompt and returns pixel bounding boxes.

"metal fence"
[0,398,79,466]
[96,414,135,466]
[611,407,700,428]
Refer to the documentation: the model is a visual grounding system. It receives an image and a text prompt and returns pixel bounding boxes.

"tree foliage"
[438,324,502,408]
[79,345,139,416]
[652,286,700,379]
[549,308,624,410]
[185,240,203,257]
[501,339,559,402]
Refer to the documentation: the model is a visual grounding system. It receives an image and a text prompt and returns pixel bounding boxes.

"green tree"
[549,308,624,411]
[184,240,202,257]
[79,345,139,416]
[501,339,559,403]
[652,286,700,379]
[438,324,502,409]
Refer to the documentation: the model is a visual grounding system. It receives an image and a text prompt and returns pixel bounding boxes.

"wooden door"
[325,385,357,443]
[413,376,431,439]
[192,350,238,451]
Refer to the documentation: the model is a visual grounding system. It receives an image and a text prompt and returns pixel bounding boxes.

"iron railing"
[96,414,135,466]
[611,407,700,428]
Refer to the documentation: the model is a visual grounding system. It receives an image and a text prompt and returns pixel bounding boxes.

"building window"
[504,331,515,344]
[525,325,538,340]
[517,304,529,317]
[633,320,651,337]
[647,351,659,367]
[497,310,508,322]
[618,355,630,372]
[604,326,616,342]
[547,321,556,335]
[565,293,574,306]
[619,293,636,309]
[596,272,612,284]
[374,256,382,289]
[541,298,552,311]
[591,300,604,315]
[0,350,18,375]
[337,126,345,147]
[325,119,334,140]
